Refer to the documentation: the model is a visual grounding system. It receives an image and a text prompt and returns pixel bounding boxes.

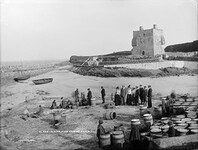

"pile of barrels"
[173,97,198,115]
[99,130,125,149]
[149,113,198,138]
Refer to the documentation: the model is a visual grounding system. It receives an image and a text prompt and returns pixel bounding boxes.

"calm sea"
[1,59,64,67]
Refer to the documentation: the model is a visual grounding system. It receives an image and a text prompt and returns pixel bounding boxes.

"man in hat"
[101,86,106,104]
[87,88,92,106]
[143,86,148,105]
[147,85,152,108]
[96,119,106,145]
[74,88,79,102]
[134,86,139,106]
[168,121,175,137]
[139,85,144,105]
[129,123,141,150]
[120,85,126,105]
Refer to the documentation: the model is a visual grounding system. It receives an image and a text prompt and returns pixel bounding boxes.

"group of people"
[74,85,153,108]
[113,85,152,108]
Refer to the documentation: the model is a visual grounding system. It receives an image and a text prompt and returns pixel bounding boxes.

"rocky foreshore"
[70,66,198,78]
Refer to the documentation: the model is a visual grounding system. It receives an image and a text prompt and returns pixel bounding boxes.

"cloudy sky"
[1,0,197,62]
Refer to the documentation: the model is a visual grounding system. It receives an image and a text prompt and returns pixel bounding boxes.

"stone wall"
[104,61,187,70]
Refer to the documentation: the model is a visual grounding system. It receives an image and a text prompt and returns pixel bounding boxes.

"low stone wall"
[104,61,186,70]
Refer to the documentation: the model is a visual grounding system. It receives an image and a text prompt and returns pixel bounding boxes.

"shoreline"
[70,66,198,78]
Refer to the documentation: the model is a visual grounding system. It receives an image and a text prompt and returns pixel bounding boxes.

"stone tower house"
[131,24,165,57]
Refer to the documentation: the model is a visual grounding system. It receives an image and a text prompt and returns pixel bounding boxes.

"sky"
[1,0,197,62]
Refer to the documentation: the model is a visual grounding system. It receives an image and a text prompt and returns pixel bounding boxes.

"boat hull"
[14,75,30,82]
[32,78,53,85]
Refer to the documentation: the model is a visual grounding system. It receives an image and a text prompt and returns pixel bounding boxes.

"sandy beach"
[1,68,198,150]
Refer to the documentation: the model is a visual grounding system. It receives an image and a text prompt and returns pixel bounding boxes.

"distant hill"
[165,40,198,53]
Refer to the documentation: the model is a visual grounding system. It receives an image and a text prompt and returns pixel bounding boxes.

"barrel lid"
[132,121,141,125]
[190,124,198,127]
[150,126,160,129]
[174,126,185,129]
[131,119,140,122]
[175,121,185,124]
[162,129,169,132]
[188,115,197,119]
[140,132,149,136]
[153,123,161,126]
[161,117,168,120]
[191,129,198,133]
[176,115,185,119]
[140,107,147,110]
[188,126,198,129]
[112,131,123,135]
[171,118,181,121]
[186,121,197,124]
[151,128,161,133]
[143,114,151,117]
[161,125,169,130]
[179,98,185,102]
[186,98,193,102]
[178,123,188,127]
[181,118,191,122]
[177,129,188,133]
[186,111,196,114]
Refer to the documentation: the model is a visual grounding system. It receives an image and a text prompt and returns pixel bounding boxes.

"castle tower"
[131,24,165,57]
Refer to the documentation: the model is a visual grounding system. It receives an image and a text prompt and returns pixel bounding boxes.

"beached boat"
[14,74,30,82]
[32,78,53,85]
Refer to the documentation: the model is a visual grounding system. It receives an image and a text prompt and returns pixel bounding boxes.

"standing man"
[147,85,152,108]
[134,86,139,106]
[74,88,79,102]
[96,119,106,146]
[126,85,132,105]
[143,86,148,105]
[139,85,144,105]
[120,85,126,105]
[87,88,92,106]
[101,86,106,104]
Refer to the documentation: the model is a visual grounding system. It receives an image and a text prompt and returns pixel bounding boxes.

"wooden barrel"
[143,114,153,125]
[131,119,141,126]
[181,118,191,122]
[177,128,188,136]
[111,131,125,146]
[99,134,111,147]
[60,113,67,123]
[176,115,185,119]
[178,123,188,129]
[191,129,198,134]
[103,112,116,120]
[150,128,162,138]
[139,105,147,116]
[193,118,198,123]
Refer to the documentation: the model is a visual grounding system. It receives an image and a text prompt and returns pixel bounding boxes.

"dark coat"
[87,91,92,99]
[168,126,175,137]
[97,124,106,139]
[148,88,152,98]
[120,87,126,97]
[129,125,140,141]
[101,88,105,97]
[139,88,144,98]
